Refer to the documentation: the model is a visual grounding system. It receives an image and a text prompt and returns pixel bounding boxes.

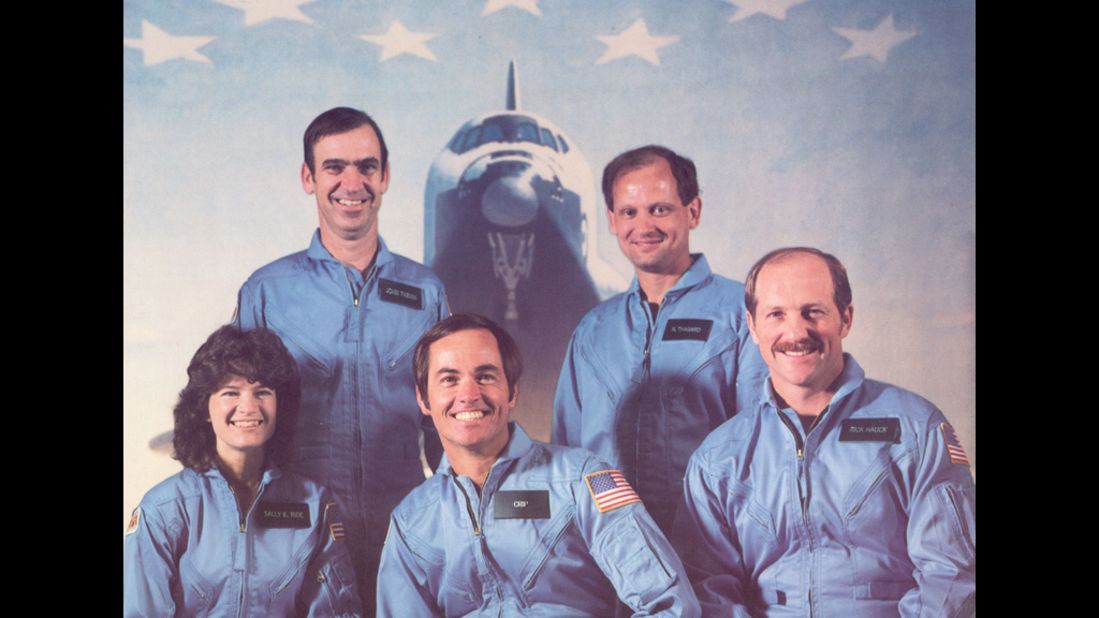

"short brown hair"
[601,144,699,211]
[744,247,852,318]
[413,314,522,403]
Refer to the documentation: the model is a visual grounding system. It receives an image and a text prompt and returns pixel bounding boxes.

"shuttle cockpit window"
[557,134,570,153]
[540,128,559,152]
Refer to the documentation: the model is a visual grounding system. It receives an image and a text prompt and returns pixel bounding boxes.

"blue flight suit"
[675,354,976,617]
[123,465,361,617]
[235,231,448,608]
[376,423,700,617]
[553,254,768,534]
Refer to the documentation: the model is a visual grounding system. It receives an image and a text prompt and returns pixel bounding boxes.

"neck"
[770,376,840,420]
[446,434,510,491]
[216,448,265,494]
[319,227,379,272]
[636,270,685,305]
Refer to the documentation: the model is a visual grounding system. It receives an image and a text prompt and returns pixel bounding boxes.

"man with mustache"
[377,313,699,616]
[553,145,767,536]
[675,247,976,616]
[234,107,448,613]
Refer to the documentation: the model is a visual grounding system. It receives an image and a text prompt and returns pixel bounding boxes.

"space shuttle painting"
[424,62,626,435]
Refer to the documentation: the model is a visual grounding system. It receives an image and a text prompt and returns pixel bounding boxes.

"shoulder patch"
[323,502,346,541]
[940,422,970,466]
[126,506,141,536]
[584,469,641,513]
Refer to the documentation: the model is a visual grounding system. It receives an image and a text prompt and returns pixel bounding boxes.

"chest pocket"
[265,313,335,381]
[518,505,574,594]
[178,552,218,617]
[268,530,318,609]
[842,444,914,535]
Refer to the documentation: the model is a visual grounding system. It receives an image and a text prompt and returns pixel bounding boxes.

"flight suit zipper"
[453,477,481,536]
[228,481,267,618]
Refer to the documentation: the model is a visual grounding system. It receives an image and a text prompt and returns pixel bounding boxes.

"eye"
[323,163,345,175]
[651,205,671,216]
[357,161,378,175]
[767,310,783,319]
[477,373,498,384]
[219,389,240,398]
[254,388,275,398]
[439,375,458,385]
[617,208,637,219]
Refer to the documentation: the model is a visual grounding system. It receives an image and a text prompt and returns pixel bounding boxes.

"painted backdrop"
[123,0,976,527]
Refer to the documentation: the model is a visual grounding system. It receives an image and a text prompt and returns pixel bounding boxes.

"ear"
[301,162,315,195]
[840,304,854,338]
[745,308,760,345]
[379,160,391,194]
[606,206,618,235]
[686,196,702,229]
[507,382,520,410]
[416,386,431,417]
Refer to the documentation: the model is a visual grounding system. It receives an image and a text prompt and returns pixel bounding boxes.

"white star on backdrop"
[595,19,678,66]
[214,0,317,27]
[832,14,916,64]
[123,20,215,66]
[725,0,810,24]
[482,0,542,17]
[360,21,439,62]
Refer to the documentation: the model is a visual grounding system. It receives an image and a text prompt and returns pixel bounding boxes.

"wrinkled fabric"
[124,465,362,617]
[676,355,976,617]
[377,424,700,617]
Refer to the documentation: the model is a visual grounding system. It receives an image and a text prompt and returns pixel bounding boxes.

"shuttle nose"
[481,171,539,227]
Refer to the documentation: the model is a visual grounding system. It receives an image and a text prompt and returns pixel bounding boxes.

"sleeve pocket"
[594,515,675,609]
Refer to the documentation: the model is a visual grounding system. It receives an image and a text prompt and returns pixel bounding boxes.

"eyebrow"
[433,364,501,376]
[320,157,379,167]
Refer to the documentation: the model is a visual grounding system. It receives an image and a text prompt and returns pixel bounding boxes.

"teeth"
[781,349,815,357]
[454,411,485,421]
[337,199,364,206]
[231,420,262,428]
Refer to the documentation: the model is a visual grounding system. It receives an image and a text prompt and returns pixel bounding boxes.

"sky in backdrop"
[124,0,975,527]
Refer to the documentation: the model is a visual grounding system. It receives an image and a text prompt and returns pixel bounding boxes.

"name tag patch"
[839,418,901,443]
[494,490,550,519]
[378,279,423,310]
[662,319,713,342]
[255,502,311,528]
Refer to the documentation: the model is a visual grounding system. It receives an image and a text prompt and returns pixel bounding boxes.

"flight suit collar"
[625,253,711,304]
[435,422,533,478]
[757,352,867,413]
[305,229,394,270]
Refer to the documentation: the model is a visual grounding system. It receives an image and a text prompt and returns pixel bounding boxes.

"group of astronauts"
[123,107,976,617]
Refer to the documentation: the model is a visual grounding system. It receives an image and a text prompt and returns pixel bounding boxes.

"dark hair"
[744,247,853,318]
[601,144,699,211]
[303,107,388,176]
[172,326,301,471]
[413,314,522,403]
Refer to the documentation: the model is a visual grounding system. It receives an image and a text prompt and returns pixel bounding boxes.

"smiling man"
[377,313,699,616]
[234,107,448,613]
[553,145,767,536]
[674,247,976,616]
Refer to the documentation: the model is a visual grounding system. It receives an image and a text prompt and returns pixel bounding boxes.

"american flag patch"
[940,422,970,466]
[585,470,641,513]
[329,522,346,542]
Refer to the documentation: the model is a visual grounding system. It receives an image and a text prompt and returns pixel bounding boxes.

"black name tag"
[839,418,901,443]
[255,502,311,528]
[662,319,713,342]
[378,279,423,310]
[494,490,550,519]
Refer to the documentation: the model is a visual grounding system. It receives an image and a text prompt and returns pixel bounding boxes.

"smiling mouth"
[453,410,489,421]
[774,340,820,357]
[336,198,366,207]
[230,419,264,428]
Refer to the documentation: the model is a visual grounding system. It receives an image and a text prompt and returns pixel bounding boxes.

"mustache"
[772,337,821,354]
[329,183,374,200]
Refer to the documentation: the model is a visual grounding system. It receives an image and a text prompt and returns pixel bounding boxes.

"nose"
[783,314,812,340]
[339,166,368,188]
[456,377,482,403]
[236,391,260,413]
